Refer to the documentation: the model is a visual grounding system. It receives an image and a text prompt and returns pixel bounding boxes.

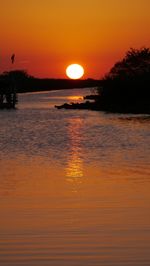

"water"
[0,88,150,266]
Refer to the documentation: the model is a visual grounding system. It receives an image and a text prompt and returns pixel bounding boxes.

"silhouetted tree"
[2,70,31,81]
[105,47,150,80]
[97,47,150,113]
[0,70,33,92]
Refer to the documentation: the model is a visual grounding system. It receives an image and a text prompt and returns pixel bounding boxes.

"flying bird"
[11,54,15,64]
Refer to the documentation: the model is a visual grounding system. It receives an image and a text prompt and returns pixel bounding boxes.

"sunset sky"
[0,0,150,78]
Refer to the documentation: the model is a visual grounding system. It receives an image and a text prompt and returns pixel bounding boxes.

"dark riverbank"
[55,97,150,114]
[0,70,100,93]
[0,71,100,109]
[16,76,100,93]
[56,48,150,114]
[17,78,100,93]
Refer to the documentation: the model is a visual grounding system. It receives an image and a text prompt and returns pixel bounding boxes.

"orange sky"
[0,0,150,78]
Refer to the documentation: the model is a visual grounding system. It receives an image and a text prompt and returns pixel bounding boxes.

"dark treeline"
[0,70,99,108]
[0,70,100,93]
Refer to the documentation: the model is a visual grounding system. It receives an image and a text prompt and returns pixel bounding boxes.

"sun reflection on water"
[66,154,83,179]
[65,118,83,191]
[67,95,83,101]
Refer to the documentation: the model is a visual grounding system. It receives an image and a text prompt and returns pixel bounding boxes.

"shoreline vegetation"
[0,71,99,109]
[56,48,150,114]
[0,47,150,113]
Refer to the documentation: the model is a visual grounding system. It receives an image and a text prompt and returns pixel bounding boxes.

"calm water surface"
[0,88,150,266]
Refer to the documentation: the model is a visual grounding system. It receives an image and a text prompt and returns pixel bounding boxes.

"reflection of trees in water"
[65,118,84,191]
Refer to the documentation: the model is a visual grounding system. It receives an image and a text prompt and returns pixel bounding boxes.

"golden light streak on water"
[65,118,83,193]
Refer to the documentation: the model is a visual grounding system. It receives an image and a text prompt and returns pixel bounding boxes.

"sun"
[66,64,84,79]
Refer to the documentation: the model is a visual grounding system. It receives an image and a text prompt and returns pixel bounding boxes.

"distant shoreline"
[16,78,100,94]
